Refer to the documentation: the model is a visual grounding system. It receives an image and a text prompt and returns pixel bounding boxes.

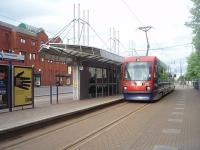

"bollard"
[50,85,52,104]
[56,85,58,104]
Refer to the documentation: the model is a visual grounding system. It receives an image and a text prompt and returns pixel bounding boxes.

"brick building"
[0,21,71,86]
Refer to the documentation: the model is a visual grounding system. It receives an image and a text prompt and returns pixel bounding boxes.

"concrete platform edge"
[0,98,123,135]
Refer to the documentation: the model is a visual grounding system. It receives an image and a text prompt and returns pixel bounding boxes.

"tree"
[185,0,200,80]
[185,0,200,51]
[185,52,200,80]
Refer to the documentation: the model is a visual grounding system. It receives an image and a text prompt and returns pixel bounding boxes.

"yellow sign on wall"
[14,66,33,106]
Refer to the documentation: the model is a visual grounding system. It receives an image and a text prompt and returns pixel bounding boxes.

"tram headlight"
[124,86,127,90]
[146,86,150,91]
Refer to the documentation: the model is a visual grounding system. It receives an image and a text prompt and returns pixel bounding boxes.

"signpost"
[0,52,24,61]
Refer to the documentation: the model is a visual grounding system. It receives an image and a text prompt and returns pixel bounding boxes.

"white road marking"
[162,128,181,134]
[153,145,178,150]
[175,107,184,110]
[176,103,185,106]
[171,112,184,115]
[168,119,183,123]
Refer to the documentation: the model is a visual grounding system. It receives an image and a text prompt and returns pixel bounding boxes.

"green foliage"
[157,60,168,81]
[186,52,200,80]
[185,0,200,80]
[158,65,168,81]
[185,0,200,51]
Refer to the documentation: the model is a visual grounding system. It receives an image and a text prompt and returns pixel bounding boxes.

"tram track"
[0,101,126,149]
[63,103,150,150]
[1,102,151,150]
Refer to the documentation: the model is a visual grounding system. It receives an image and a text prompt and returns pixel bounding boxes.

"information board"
[0,65,9,109]
[14,66,33,106]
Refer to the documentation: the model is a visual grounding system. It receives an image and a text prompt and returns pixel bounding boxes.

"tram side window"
[154,64,158,81]
[158,65,168,82]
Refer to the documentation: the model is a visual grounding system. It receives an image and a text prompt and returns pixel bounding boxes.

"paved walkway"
[0,95,123,134]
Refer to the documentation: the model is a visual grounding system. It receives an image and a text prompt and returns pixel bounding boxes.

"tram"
[122,56,175,101]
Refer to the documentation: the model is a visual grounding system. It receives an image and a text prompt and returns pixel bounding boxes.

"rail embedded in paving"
[0,102,147,150]
[63,103,149,150]
[1,87,200,150]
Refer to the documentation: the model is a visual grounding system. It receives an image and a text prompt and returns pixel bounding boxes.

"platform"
[0,95,123,135]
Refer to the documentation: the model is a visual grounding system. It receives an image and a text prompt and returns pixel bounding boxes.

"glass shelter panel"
[88,67,119,98]
[89,67,96,97]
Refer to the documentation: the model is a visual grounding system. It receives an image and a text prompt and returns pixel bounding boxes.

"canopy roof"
[39,43,123,65]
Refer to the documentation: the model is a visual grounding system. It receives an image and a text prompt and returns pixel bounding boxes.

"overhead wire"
[133,43,192,51]
[120,0,188,56]
[149,43,192,50]
[120,0,144,26]
[0,14,57,36]
[0,14,20,24]
[120,0,148,55]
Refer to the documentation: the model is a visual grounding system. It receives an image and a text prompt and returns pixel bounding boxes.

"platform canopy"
[39,43,123,65]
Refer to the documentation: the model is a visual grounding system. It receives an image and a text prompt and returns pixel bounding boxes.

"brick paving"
[0,87,199,150]
[0,100,143,150]
[75,87,200,150]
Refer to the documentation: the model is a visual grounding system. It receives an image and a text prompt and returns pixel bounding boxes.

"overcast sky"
[0,0,194,74]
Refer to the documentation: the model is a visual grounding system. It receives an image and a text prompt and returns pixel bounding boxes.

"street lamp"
[138,26,152,56]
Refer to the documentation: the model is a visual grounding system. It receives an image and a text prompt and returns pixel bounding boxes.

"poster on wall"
[0,65,9,109]
[14,66,33,106]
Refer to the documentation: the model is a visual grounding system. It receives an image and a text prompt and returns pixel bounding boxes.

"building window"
[32,53,36,60]
[9,50,14,53]
[20,38,26,44]
[19,51,26,55]
[31,41,36,46]
[68,66,72,74]
[29,53,32,60]
[40,41,44,46]
[3,50,9,53]
[4,32,10,49]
